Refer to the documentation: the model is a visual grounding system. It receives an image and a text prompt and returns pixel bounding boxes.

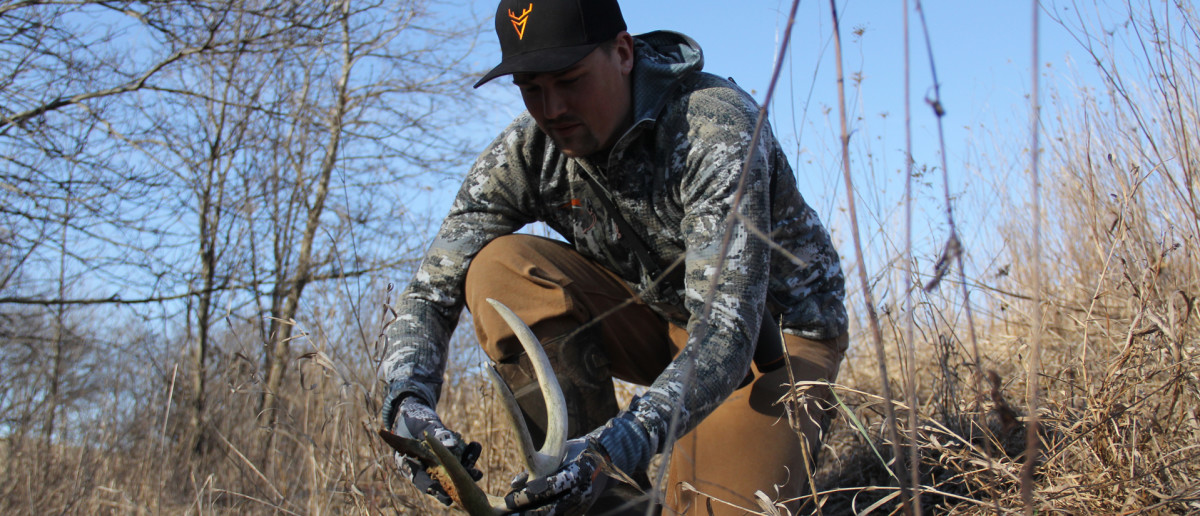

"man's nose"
[542,88,567,120]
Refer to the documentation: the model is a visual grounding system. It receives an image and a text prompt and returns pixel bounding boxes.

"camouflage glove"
[504,437,611,516]
[389,395,483,505]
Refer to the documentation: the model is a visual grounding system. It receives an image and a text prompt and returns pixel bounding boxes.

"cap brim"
[473,42,601,88]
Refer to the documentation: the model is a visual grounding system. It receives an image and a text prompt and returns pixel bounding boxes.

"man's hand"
[504,437,612,516]
[390,396,482,505]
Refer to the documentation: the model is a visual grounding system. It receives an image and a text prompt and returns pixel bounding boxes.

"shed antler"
[482,298,568,478]
[379,298,568,515]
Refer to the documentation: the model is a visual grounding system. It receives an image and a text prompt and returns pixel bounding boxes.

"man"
[380,0,848,514]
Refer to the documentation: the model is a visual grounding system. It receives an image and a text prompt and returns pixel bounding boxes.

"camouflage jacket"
[381,32,846,461]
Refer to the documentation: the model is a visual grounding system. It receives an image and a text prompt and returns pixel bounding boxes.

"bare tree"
[1,2,484,492]
[252,0,483,455]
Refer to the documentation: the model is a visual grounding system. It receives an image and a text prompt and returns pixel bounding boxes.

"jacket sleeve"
[592,84,775,471]
[379,120,542,422]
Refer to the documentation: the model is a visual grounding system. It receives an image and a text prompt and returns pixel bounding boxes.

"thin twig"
[913,0,998,512]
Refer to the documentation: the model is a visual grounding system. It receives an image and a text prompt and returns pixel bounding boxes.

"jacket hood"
[630,31,704,123]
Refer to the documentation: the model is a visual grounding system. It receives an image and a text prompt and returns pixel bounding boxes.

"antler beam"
[483,297,568,479]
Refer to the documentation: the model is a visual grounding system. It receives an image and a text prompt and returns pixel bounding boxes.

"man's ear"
[615,32,635,74]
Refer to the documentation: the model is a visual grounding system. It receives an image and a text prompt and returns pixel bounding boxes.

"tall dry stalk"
[1022,1,1043,513]
[828,0,913,513]
[901,1,923,512]
[913,0,998,512]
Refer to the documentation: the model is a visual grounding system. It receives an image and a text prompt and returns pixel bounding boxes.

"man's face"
[513,33,635,158]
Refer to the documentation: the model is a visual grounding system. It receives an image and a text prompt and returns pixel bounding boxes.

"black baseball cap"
[474,0,627,88]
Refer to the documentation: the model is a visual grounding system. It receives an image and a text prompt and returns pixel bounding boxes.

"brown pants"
[464,235,846,515]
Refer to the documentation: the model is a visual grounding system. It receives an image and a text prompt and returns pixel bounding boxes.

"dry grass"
[0,207,1195,516]
[814,287,1200,514]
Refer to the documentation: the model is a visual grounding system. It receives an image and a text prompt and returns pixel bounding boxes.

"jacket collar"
[629,31,705,125]
[590,31,704,167]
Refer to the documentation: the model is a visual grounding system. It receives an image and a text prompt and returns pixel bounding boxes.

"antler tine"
[484,298,568,478]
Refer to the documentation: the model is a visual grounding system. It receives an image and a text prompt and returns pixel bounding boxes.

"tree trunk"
[259,0,353,457]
